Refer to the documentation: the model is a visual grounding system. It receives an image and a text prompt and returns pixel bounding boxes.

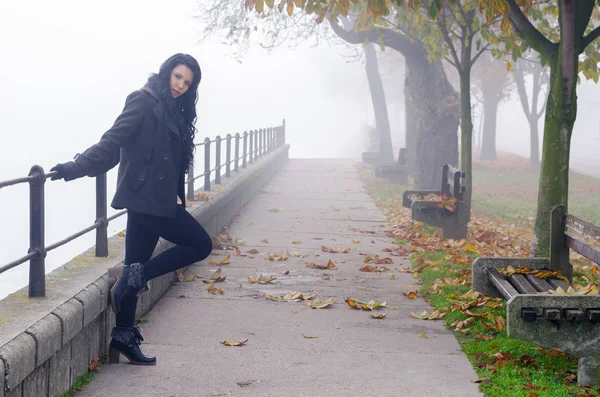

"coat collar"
[140,86,181,139]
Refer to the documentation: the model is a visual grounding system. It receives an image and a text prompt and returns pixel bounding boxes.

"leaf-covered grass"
[358,156,600,397]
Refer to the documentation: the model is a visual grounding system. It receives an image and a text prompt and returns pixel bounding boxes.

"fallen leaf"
[363,255,393,264]
[209,255,231,266]
[206,284,224,295]
[176,271,196,282]
[305,260,337,270]
[402,290,418,299]
[291,241,302,244]
[269,208,281,213]
[312,237,323,240]
[264,252,288,261]
[220,338,248,347]
[202,268,226,284]
[88,357,101,372]
[195,192,211,201]
[248,274,277,284]
[345,298,387,311]
[321,246,350,254]
[176,295,186,299]
[352,240,361,244]
[302,334,318,338]
[214,187,227,193]
[418,331,427,338]
[261,239,269,243]
[360,265,390,272]
[247,249,260,254]
[265,291,315,302]
[118,231,125,237]
[371,313,387,319]
[305,297,336,309]
[410,310,446,320]
[471,378,490,384]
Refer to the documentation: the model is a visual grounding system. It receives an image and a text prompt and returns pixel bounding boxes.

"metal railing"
[0,119,286,297]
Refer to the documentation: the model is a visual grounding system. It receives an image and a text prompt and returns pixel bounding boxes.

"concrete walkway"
[78,159,481,397]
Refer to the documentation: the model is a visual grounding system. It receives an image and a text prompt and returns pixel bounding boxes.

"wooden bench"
[374,148,408,185]
[401,164,470,240]
[472,205,600,386]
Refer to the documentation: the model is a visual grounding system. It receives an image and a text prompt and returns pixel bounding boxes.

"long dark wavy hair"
[145,53,201,173]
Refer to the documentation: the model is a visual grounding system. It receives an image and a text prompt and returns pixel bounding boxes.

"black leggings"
[117,206,212,327]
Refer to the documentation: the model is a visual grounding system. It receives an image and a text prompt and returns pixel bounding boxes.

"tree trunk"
[405,73,417,175]
[529,115,540,169]
[479,93,499,161]
[405,55,460,190]
[363,42,394,162]
[459,69,473,205]
[532,1,578,257]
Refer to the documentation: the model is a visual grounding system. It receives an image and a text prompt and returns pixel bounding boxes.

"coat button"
[157,173,164,180]
[138,174,145,181]
[163,154,170,161]
[165,135,171,141]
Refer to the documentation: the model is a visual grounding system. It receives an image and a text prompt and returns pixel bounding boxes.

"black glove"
[50,161,84,181]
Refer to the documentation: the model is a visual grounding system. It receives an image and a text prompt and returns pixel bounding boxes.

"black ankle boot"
[110,263,149,314]
[109,326,156,365]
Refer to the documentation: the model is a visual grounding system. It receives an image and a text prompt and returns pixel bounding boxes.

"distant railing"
[0,119,286,298]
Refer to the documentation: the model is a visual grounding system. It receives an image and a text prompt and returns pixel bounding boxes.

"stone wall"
[0,144,290,397]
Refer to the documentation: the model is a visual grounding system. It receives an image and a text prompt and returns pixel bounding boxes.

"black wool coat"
[73,87,187,218]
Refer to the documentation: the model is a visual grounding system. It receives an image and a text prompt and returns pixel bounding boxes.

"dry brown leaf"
[220,338,248,346]
[305,260,337,270]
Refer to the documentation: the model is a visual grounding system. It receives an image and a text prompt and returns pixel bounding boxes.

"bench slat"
[566,214,600,242]
[508,274,538,294]
[486,268,518,300]
[565,233,600,264]
[525,274,554,292]
[547,278,570,291]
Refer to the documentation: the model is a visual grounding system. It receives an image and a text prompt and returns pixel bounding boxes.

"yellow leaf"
[302,334,318,338]
[118,231,125,237]
[419,331,427,338]
[209,254,231,266]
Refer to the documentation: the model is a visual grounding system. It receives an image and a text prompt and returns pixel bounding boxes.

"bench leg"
[579,356,600,386]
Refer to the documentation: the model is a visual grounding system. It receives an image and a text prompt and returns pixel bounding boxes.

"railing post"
[95,173,108,257]
[215,135,222,184]
[234,133,240,172]
[282,118,286,145]
[268,127,273,151]
[187,161,195,202]
[254,130,259,162]
[225,134,232,177]
[204,137,211,191]
[28,165,46,298]
[249,130,254,165]
[259,129,263,157]
[242,132,248,168]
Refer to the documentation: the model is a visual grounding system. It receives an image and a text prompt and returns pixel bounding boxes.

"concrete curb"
[0,144,289,397]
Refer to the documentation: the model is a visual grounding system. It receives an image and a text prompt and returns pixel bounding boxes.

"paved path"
[79,159,481,397]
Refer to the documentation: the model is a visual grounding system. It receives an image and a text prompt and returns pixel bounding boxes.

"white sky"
[0,0,598,298]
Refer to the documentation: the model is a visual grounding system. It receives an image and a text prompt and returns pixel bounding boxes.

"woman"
[50,53,212,365]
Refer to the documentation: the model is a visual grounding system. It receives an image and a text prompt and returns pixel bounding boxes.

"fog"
[1,0,598,299]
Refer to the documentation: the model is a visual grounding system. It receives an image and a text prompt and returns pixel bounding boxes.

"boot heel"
[109,347,121,364]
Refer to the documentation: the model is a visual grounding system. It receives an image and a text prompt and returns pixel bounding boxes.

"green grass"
[471,169,600,227]
[59,359,104,397]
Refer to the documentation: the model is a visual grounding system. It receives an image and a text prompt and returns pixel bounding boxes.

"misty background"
[1,0,598,299]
